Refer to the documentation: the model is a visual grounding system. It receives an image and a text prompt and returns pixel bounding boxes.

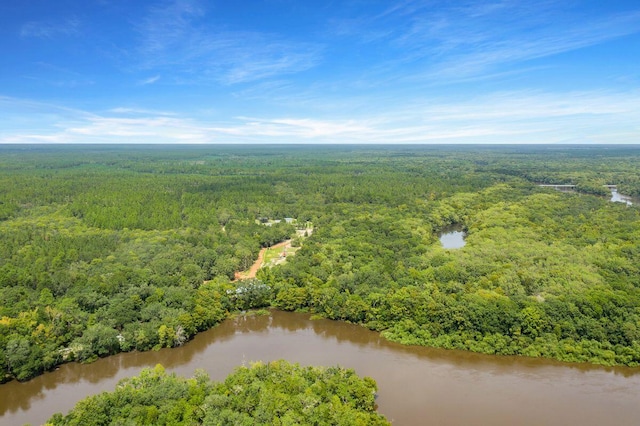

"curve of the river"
[2,310,640,426]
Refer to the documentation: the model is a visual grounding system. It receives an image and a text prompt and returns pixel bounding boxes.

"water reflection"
[2,310,640,426]
[538,184,637,206]
[610,189,634,205]
[439,224,466,249]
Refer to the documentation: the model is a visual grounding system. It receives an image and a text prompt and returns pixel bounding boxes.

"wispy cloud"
[207,89,638,144]
[135,0,323,85]
[328,1,640,83]
[109,107,176,116]
[2,89,638,144]
[212,117,373,140]
[425,11,640,80]
[139,75,161,85]
[20,18,81,39]
[66,116,208,141]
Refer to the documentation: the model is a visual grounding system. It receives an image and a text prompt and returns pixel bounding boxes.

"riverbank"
[4,310,640,426]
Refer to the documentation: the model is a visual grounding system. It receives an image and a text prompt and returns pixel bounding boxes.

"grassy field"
[262,243,299,267]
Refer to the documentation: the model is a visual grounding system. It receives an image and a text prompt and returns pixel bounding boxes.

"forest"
[1,144,640,387]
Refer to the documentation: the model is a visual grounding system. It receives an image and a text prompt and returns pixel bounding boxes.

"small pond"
[439,224,466,249]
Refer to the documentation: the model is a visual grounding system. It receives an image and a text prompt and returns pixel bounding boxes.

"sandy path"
[236,239,291,280]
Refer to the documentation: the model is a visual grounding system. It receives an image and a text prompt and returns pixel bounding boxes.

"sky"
[1,0,639,144]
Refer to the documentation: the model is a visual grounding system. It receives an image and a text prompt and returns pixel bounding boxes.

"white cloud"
[208,90,640,144]
[212,117,373,139]
[109,107,175,116]
[1,89,639,144]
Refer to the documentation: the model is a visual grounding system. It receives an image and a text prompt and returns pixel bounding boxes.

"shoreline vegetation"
[1,144,640,388]
[46,361,389,426]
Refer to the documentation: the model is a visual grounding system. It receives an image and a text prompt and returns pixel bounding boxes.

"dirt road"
[236,239,291,280]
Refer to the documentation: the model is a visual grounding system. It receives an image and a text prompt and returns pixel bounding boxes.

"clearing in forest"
[235,227,312,280]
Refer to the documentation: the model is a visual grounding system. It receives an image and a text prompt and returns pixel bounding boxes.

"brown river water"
[2,310,640,425]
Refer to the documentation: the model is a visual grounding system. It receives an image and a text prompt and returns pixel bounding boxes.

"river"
[538,184,639,206]
[610,188,635,206]
[2,310,640,425]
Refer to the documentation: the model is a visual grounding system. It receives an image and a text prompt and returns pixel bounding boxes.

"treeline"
[481,145,640,196]
[1,145,640,384]
[263,184,640,365]
[47,361,389,425]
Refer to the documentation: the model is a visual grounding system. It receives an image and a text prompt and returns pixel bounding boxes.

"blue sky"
[1,0,639,144]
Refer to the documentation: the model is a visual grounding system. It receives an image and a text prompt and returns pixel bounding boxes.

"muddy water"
[2,310,640,426]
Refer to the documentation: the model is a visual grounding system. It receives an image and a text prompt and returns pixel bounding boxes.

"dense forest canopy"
[1,144,640,385]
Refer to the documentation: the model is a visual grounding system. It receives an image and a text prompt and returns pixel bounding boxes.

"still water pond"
[439,224,466,249]
[2,310,640,426]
